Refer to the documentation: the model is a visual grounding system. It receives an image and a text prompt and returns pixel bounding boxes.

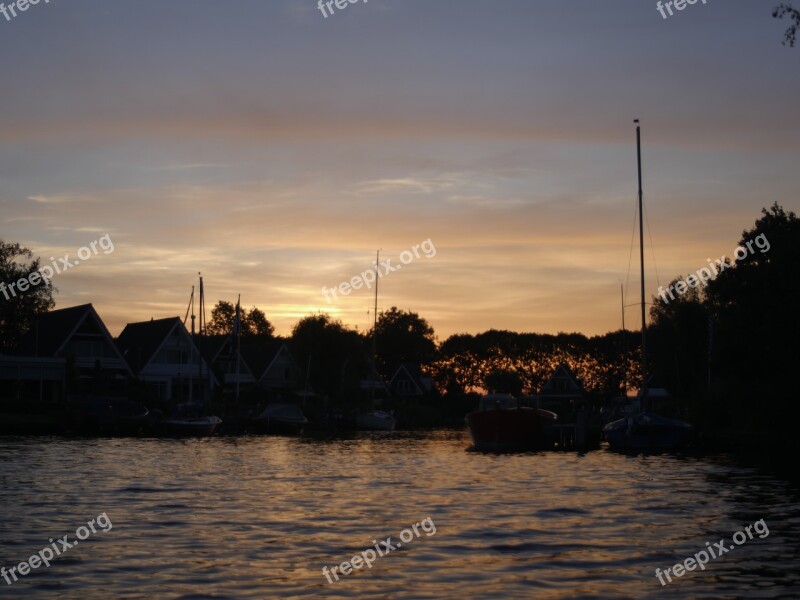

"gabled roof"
[539,364,584,395]
[389,363,432,394]
[17,303,96,356]
[116,317,183,373]
[16,304,132,376]
[240,339,291,380]
[197,334,234,365]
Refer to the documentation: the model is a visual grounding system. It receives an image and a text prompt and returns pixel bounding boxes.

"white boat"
[253,403,308,434]
[162,416,222,437]
[356,410,396,431]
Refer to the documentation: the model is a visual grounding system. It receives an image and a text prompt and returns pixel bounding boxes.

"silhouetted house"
[538,364,584,413]
[15,303,132,386]
[0,355,66,404]
[116,317,217,403]
[389,364,435,401]
[241,341,304,392]
[200,336,304,393]
[198,335,258,389]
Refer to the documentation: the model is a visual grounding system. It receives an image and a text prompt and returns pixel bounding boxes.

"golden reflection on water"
[0,432,798,599]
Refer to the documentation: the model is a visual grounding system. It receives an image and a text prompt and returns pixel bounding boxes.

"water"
[1,431,798,599]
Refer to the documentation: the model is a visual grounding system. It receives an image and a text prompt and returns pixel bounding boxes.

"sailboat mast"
[371,250,379,404]
[635,119,647,386]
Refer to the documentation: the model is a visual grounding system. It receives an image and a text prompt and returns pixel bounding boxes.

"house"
[389,363,435,400]
[198,334,258,390]
[15,303,133,387]
[116,317,217,404]
[201,336,304,394]
[0,355,66,404]
[241,340,304,392]
[537,364,584,413]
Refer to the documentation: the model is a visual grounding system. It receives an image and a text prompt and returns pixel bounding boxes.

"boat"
[466,393,557,451]
[603,120,692,452]
[356,410,396,431]
[356,250,397,433]
[603,409,692,451]
[253,402,308,434]
[73,396,149,435]
[155,276,224,438]
[161,415,222,437]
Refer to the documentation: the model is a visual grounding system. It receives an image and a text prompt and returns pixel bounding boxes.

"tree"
[705,203,799,383]
[206,301,274,338]
[290,314,368,401]
[484,370,523,395]
[0,240,56,352]
[206,300,236,335]
[773,4,800,46]
[648,279,709,398]
[245,307,274,338]
[374,307,436,377]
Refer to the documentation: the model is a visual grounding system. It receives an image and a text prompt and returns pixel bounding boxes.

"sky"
[1,0,798,341]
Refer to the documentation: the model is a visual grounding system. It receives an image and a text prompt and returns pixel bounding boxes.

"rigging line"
[624,193,639,307]
[643,198,661,289]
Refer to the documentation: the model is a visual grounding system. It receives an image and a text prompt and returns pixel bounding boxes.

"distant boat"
[253,403,308,435]
[603,408,692,451]
[466,394,557,451]
[156,274,223,438]
[356,410,396,431]
[604,120,692,452]
[74,396,149,435]
[356,249,396,433]
[161,415,222,437]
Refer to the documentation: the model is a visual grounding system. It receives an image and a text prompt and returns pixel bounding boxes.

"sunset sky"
[2,0,798,341]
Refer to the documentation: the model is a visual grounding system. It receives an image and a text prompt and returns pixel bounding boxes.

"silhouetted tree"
[705,203,799,387]
[290,314,368,401]
[206,300,274,338]
[649,280,710,398]
[245,307,274,338]
[484,370,523,395]
[774,4,800,46]
[374,307,436,377]
[0,240,56,352]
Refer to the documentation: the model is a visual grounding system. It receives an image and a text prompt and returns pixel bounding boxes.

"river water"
[0,431,798,599]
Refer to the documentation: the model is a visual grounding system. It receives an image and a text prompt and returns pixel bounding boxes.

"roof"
[116,317,182,373]
[539,364,584,395]
[17,303,96,356]
[239,339,289,380]
[389,363,432,394]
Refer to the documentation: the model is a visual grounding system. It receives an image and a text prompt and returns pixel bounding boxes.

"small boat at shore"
[253,403,308,435]
[466,394,557,451]
[603,411,692,452]
[160,415,222,437]
[74,396,149,435]
[356,410,396,431]
[603,121,693,453]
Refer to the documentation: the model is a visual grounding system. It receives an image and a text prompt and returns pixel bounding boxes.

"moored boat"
[466,394,557,451]
[356,410,396,431]
[603,411,692,452]
[604,120,693,452]
[161,415,222,437]
[253,403,308,435]
[74,396,149,435]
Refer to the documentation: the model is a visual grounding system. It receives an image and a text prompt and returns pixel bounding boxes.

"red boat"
[466,394,558,451]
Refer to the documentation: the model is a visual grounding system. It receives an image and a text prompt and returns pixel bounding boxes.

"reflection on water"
[0,431,798,598]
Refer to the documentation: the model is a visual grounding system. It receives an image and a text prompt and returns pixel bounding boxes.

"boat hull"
[466,407,557,451]
[252,404,308,435]
[161,416,222,437]
[603,412,692,452]
[356,411,396,431]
